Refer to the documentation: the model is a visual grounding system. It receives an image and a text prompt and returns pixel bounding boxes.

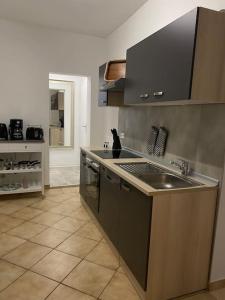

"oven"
[80,151,100,216]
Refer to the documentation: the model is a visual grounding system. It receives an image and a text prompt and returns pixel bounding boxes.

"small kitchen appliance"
[26,127,44,140]
[9,119,23,140]
[0,123,8,140]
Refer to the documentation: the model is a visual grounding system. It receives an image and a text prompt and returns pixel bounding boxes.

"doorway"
[49,73,90,187]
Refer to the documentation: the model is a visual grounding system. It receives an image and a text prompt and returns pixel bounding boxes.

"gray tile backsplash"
[118,104,225,180]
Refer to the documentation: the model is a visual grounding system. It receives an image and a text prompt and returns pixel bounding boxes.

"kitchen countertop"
[81,147,218,196]
[0,140,45,143]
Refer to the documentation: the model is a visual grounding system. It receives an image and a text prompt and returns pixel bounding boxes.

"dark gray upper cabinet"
[124,7,225,104]
[125,8,198,104]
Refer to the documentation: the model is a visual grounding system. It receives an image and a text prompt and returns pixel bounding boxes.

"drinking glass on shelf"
[0,159,4,170]
[22,177,28,189]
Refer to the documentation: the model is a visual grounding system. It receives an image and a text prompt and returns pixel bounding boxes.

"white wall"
[107,0,225,59]
[49,73,89,168]
[105,0,225,145]
[0,18,107,184]
[106,0,225,283]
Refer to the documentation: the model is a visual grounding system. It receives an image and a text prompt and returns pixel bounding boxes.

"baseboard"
[45,184,79,189]
[49,165,80,168]
[208,279,225,291]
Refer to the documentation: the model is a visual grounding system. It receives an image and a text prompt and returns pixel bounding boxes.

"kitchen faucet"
[170,159,191,176]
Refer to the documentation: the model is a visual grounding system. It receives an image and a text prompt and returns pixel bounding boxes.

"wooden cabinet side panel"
[147,189,217,300]
[191,8,225,102]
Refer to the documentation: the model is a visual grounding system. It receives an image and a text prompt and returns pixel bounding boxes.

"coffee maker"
[9,119,23,140]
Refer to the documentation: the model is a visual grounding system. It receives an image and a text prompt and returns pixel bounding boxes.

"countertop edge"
[81,147,218,196]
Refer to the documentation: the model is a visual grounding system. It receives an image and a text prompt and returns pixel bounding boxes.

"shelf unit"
[0,141,45,196]
[0,168,42,174]
[0,186,43,195]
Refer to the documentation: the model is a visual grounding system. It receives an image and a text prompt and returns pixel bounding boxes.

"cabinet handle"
[92,162,100,169]
[121,183,131,192]
[106,175,112,182]
[153,91,164,96]
[86,158,92,164]
[139,93,149,99]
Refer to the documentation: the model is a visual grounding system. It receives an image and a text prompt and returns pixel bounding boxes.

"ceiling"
[0,0,148,37]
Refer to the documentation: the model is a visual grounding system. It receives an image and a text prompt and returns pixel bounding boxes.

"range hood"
[100,78,125,92]
[100,60,126,92]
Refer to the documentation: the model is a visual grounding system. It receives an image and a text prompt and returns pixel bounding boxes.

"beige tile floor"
[0,187,224,300]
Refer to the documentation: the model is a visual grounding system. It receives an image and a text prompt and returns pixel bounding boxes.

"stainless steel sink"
[117,162,202,189]
[116,162,165,175]
[139,173,201,189]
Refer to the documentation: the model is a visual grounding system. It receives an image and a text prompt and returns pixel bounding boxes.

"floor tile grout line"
[5,222,50,241]
[59,238,103,284]
[5,226,77,266]
[29,226,77,250]
[42,282,61,300]
[10,207,44,221]
[0,210,118,297]
[43,282,61,300]
[28,214,66,227]
[84,257,119,272]
[0,189,121,299]
[59,238,116,298]
[1,219,27,234]
[0,266,28,294]
[0,267,62,299]
[97,271,117,299]
[4,202,85,238]
[1,219,92,278]
[0,238,27,259]
[2,245,53,270]
[62,280,100,299]
[1,210,92,265]
[0,193,139,299]
[1,227,81,276]
[1,232,112,289]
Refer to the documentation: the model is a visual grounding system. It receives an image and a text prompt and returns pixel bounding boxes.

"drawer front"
[0,144,9,153]
[8,143,43,153]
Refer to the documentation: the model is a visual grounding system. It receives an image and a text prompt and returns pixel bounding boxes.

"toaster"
[26,127,44,141]
[0,123,8,140]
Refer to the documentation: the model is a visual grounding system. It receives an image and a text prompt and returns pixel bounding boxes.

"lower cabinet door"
[99,166,120,248]
[118,179,152,290]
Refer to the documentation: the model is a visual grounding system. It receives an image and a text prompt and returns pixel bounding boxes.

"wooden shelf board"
[0,169,42,174]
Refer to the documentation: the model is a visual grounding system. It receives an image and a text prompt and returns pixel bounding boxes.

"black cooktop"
[91,149,142,159]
